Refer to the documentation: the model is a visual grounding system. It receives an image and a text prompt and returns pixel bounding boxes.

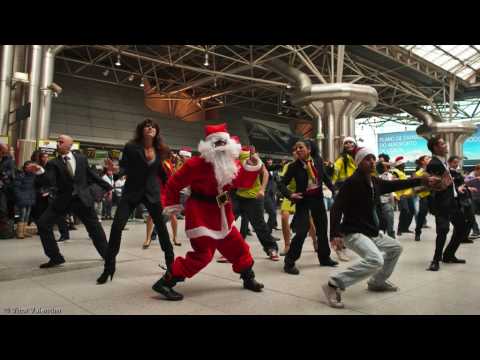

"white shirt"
[114,178,125,196]
[62,151,76,176]
[102,174,114,187]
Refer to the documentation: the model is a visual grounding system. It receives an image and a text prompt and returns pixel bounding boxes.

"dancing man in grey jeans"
[322,148,440,308]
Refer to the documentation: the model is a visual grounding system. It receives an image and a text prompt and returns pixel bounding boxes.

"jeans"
[330,232,403,290]
[469,198,480,234]
[415,196,430,236]
[324,197,333,211]
[102,199,112,218]
[379,202,395,238]
[19,206,32,222]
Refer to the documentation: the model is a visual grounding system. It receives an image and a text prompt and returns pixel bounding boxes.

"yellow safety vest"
[236,150,262,199]
[391,168,413,199]
[414,168,431,198]
[332,153,356,184]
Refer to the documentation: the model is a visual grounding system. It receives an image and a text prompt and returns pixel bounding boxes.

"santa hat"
[231,135,241,144]
[179,150,192,158]
[343,136,357,145]
[204,123,230,142]
[354,147,375,166]
[394,156,406,166]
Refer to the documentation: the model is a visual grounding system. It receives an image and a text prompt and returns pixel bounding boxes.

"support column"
[38,45,64,140]
[0,45,14,135]
[24,45,43,140]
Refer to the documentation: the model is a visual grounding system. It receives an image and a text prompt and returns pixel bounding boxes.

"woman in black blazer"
[278,139,338,275]
[97,119,174,284]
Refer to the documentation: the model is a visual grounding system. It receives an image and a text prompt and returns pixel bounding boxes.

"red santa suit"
[163,124,262,278]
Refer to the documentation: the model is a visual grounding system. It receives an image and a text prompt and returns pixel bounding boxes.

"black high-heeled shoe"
[97,265,115,284]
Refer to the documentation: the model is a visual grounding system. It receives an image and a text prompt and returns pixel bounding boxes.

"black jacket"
[330,170,422,238]
[118,142,167,204]
[278,156,334,201]
[14,171,36,207]
[45,151,112,211]
[426,156,458,216]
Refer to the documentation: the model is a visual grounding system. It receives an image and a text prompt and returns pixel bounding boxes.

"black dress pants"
[38,197,108,262]
[398,197,415,232]
[33,198,70,239]
[433,208,467,261]
[264,192,278,231]
[285,195,330,266]
[415,196,430,236]
[233,195,277,254]
[105,196,174,267]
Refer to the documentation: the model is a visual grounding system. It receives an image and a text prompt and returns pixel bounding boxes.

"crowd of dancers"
[4,118,480,309]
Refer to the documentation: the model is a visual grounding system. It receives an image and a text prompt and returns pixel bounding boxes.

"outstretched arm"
[163,159,194,214]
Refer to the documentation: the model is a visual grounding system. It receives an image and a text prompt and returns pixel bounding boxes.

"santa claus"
[152,123,265,300]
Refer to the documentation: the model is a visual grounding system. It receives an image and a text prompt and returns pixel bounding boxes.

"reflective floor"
[1,213,479,315]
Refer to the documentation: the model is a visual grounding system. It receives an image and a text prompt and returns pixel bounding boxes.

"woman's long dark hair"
[132,118,168,159]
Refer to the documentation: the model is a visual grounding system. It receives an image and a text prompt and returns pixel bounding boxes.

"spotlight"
[277,111,283,115]
[204,52,209,67]
[115,54,121,67]
[282,99,287,104]
[103,69,110,76]
[286,84,292,89]
[140,78,144,87]
[128,74,134,82]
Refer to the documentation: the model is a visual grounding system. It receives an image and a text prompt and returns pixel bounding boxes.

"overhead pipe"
[0,45,15,135]
[24,45,44,140]
[265,58,378,160]
[37,45,64,140]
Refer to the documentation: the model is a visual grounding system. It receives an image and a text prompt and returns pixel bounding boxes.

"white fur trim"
[35,167,45,175]
[243,156,263,172]
[354,147,375,166]
[186,222,236,240]
[205,132,230,142]
[343,136,356,145]
[179,150,192,158]
[162,204,183,216]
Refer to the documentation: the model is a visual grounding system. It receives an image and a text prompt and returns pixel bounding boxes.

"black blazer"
[426,156,458,216]
[45,151,113,211]
[278,155,334,201]
[118,142,167,204]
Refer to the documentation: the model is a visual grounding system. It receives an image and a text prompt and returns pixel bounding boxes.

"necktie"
[64,156,74,177]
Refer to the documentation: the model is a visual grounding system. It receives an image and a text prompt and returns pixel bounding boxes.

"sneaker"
[367,280,399,292]
[268,249,280,261]
[321,283,344,308]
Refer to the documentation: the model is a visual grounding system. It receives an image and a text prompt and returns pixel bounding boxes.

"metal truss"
[54,45,479,125]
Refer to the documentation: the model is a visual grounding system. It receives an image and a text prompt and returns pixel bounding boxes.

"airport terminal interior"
[1,45,480,315]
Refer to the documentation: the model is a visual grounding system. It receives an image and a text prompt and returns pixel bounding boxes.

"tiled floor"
[0,213,479,315]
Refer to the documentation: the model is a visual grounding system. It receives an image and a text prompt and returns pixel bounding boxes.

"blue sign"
[378,125,480,165]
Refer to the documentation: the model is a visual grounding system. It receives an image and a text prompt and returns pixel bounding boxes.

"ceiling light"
[277,111,283,115]
[286,84,292,89]
[115,54,121,67]
[128,74,134,82]
[282,99,287,104]
[102,69,109,76]
[140,78,144,87]
[204,52,209,67]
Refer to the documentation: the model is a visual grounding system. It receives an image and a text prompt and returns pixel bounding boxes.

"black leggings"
[105,196,174,267]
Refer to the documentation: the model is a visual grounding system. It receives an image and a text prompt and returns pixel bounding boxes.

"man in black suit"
[426,136,467,271]
[29,135,113,268]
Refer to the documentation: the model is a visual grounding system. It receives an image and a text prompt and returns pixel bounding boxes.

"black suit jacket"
[45,151,113,211]
[118,142,167,204]
[278,155,334,201]
[426,156,458,216]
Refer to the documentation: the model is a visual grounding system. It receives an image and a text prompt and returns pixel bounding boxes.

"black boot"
[97,260,116,284]
[152,272,184,301]
[240,268,264,292]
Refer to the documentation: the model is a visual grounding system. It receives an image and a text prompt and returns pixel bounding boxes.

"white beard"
[198,135,241,189]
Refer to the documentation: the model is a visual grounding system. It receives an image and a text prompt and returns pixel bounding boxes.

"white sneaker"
[321,283,345,309]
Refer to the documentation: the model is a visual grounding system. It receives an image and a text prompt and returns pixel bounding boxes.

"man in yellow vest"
[233,146,280,261]
[332,137,357,191]
[391,156,415,236]
[413,155,431,241]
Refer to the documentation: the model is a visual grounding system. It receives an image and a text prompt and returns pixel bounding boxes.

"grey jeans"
[330,232,403,290]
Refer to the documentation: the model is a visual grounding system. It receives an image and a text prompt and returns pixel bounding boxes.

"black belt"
[190,191,230,206]
[190,192,217,203]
